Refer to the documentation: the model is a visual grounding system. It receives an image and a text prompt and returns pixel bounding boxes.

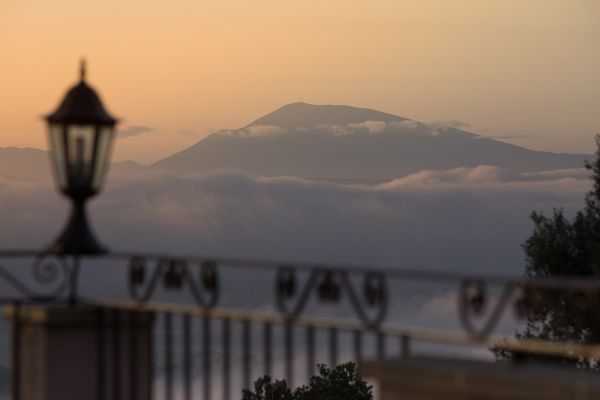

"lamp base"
[45,200,107,255]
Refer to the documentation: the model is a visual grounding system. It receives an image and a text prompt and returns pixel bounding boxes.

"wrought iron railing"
[0,251,599,399]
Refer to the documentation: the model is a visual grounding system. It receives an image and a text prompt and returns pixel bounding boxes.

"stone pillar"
[3,305,153,400]
[361,357,600,400]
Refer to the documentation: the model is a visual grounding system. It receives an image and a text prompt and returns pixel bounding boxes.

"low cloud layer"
[0,166,589,278]
[381,165,590,185]
[118,125,154,138]
[348,121,388,134]
[213,120,480,139]
[214,125,287,138]
[315,120,473,137]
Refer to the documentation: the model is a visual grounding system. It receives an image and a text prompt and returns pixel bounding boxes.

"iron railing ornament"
[128,256,219,307]
[364,272,386,306]
[201,261,218,291]
[275,266,388,328]
[458,278,519,340]
[317,271,340,302]
[0,253,71,302]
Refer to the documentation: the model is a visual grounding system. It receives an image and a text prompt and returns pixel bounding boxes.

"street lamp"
[45,61,118,254]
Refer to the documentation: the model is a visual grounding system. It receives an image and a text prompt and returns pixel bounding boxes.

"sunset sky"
[0,0,598,164]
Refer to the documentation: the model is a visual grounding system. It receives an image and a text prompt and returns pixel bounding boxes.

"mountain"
[249,102,407,129]
[0,147,144,181]
[0,147,53,181]
[151,103,590,180]
[110,160,147,173]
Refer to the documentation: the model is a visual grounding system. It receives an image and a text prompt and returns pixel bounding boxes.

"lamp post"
[45,61,117,254]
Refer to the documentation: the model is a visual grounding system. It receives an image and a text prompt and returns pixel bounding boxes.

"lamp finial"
[80,59,86,82]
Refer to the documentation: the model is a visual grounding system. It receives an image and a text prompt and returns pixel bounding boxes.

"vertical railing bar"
[223,318,231,400]
[202,316,211,400]
[165,313,173,400]
[130,311,138,400]
[377,332,384,361]
[285,323,293,388]
[69,255,81,305]
[353,330,362,363]
[263,322,272,378]
[113,309,122,400]
[148,311,155,400]
[329,328,337,369]
[306,325,315,382]
[401,335,410,358]
[242,320,251,391]
[11,302,20,400]
[183,315,191,400]
[96,307,105,400]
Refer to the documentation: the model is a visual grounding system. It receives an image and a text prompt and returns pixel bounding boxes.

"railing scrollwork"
[458,278,522,339]
[128,256,219,307]
[276,266,388,328]
[0,253,72,302]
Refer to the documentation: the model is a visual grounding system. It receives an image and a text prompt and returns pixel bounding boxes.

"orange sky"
[0,0,598,164]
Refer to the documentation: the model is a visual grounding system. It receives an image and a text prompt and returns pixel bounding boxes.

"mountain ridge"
[0,147,144,181]
[152,103,590,179]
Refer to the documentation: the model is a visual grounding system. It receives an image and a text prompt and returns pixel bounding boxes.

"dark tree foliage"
[495,135,600,369]
[241,362,373,400]
[241,375,294,400]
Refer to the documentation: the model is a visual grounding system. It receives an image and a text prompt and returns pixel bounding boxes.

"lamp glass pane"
[48,123,68,191]
[66,124,95,188]
[91,125,115,190]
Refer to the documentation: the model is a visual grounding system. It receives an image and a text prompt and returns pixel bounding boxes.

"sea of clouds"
[0,165,590,276]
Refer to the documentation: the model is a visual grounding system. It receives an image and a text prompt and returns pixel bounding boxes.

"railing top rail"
[0,249,599,291]
[84,298,600,361]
